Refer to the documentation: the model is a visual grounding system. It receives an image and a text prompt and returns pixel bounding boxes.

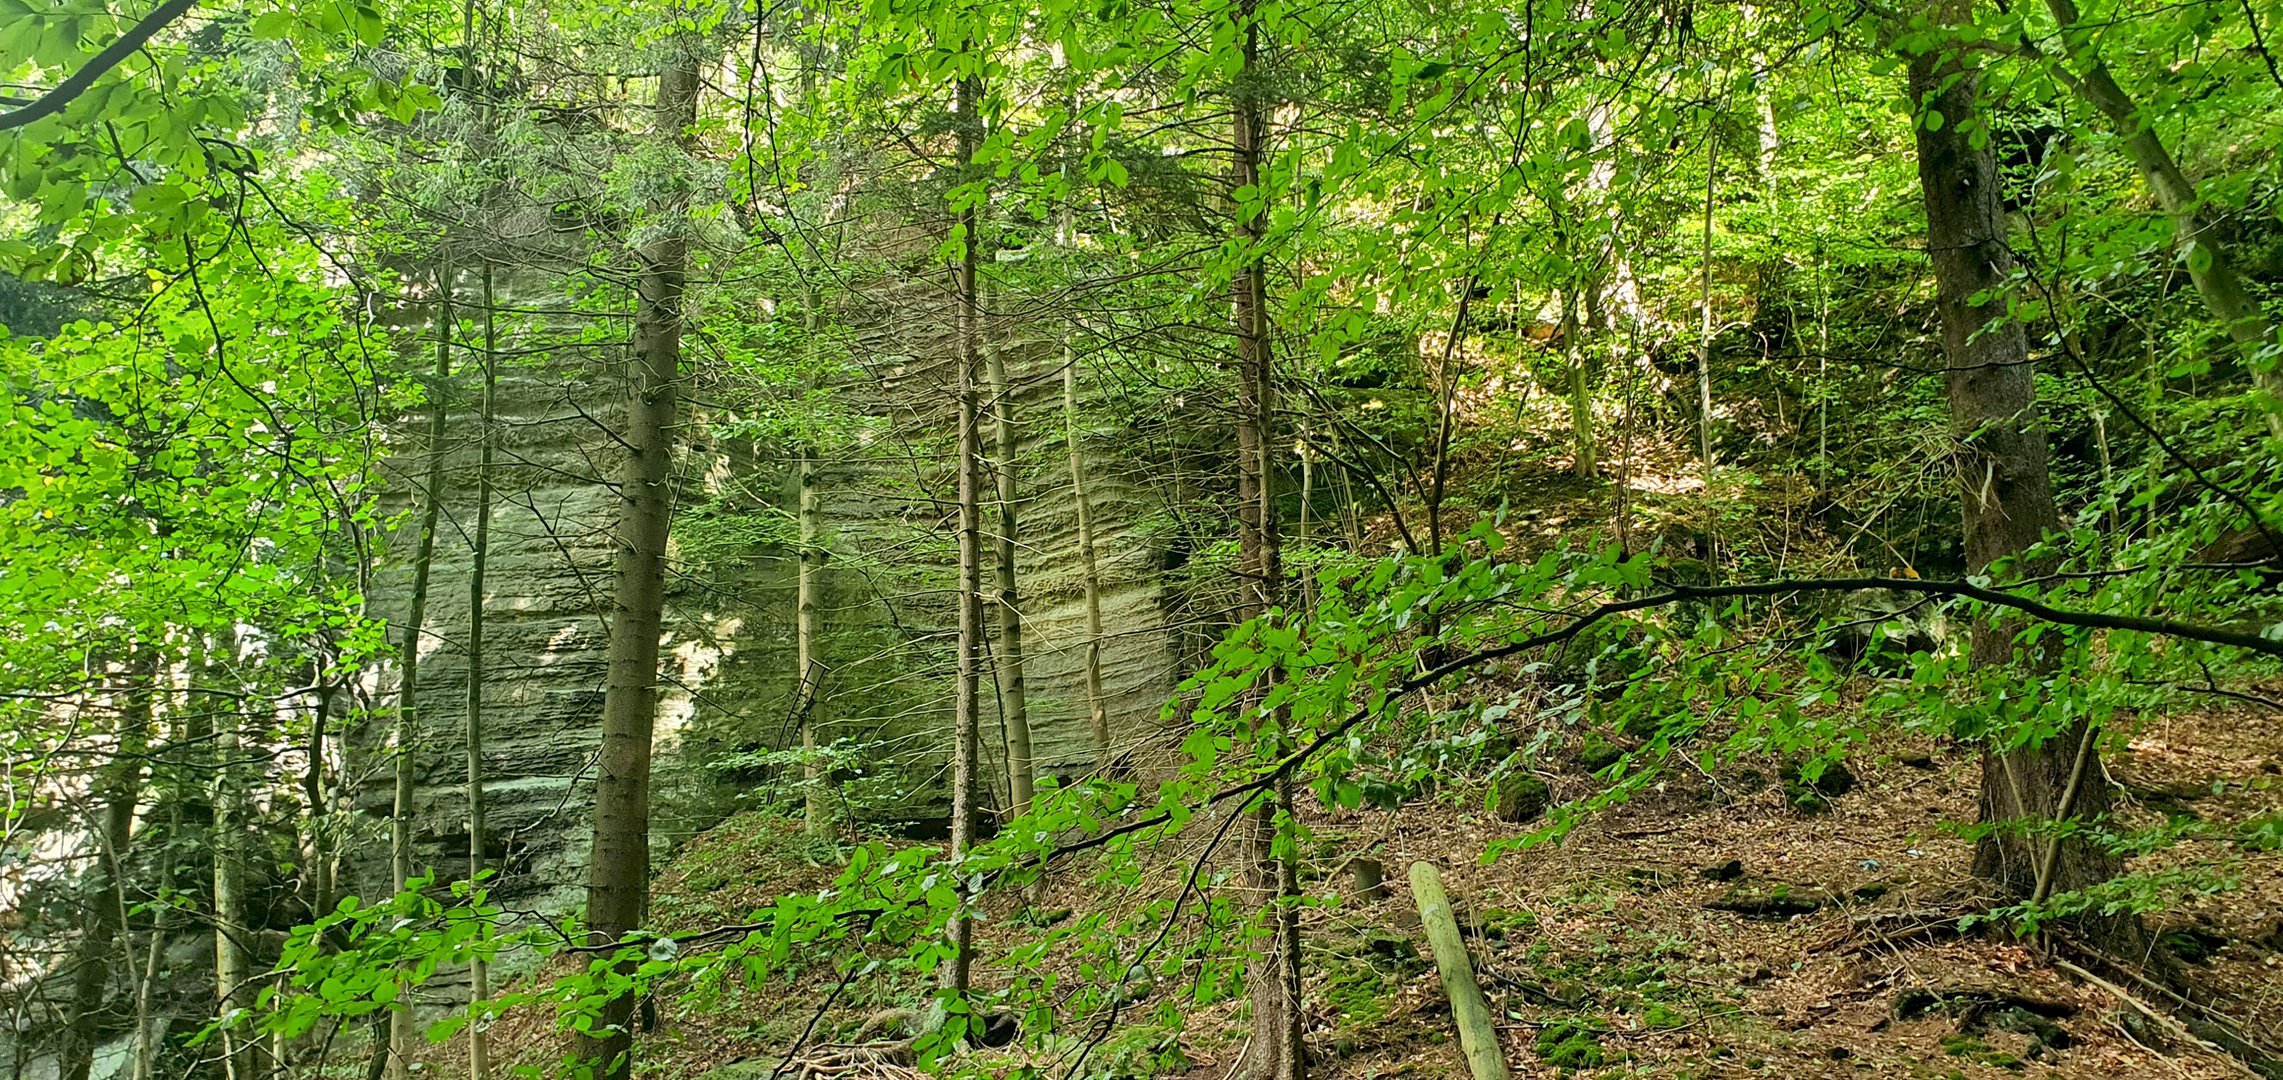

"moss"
[1644,1002,1689,1030]
[1535,1018,1607,1071]
[1495,774,1552,822]
[1576,733,1624,772]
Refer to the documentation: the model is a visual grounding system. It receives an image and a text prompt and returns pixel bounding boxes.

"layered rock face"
[358,269,1186,918]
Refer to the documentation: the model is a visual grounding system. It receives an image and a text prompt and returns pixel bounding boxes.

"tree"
[388,249,455,1080]
[795,297,833,838]
[465,261,500,1080]
[2038,0,2283,438]
[59,657,152,1080]
[1229,0,1304,1074]
[579,34,702,1080]
[940,58,988,1015]
[986,318,1036,817]
[1905,4,2122,926]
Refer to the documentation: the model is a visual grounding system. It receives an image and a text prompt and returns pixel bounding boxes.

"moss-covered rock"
[1495,775,1552,822]
[1778,758,1855,812]
[1576,733,1624,773]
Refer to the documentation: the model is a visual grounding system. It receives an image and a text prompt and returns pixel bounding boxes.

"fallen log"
[1409,861,1512,1080]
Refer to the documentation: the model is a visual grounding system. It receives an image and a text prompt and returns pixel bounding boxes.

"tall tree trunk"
[465,260,499,1080]
[940,63,986,1011]
[1231,2,1303,1075]
[1907,21,2122,928]
[1057,75,1111,774]
[579,42,700,1080]
[60,657,153,1080]
[304,665,335,924]
[797,288,831,838]
[1063,338,1110,772]
[987,327,1035,817]
[1695,132,1719,574]
[210,638,255,1080]
[390,251,455,1080]
[2042,0,2283,437]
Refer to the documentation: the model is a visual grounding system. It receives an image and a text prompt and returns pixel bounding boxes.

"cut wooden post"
[1408,861,1511,1080]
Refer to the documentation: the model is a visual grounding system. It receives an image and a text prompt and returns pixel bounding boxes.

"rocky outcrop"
[358,268,1189,918]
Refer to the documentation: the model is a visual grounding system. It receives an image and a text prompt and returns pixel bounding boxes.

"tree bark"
[1695,132,1719,573]
[465,259,498,1080]
[210,638,255,1080]
[2042,0,2283,437]
[939,63,985,1010]
[1408,863,1511,1080]
[60,657,152,1080]
[986,323,1035,817]
[1063,340,1111,772]
[1907,22,2122,925]
[797,288,831,838]
[1231,3,1304,1075]
[1562,284,1597,480]
[1056,78,1112,774]
[389,250,455,1080]
[579,42,700,1080]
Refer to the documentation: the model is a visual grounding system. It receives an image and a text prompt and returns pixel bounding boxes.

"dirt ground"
[465,679,2283,1080]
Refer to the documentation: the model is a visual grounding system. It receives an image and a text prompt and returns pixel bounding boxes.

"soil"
[457,677,2283,1080]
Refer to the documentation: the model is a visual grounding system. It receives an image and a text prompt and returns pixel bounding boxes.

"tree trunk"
[60,658,153,1080]
[465,260,498,1080]
[210,639,255,1080]
[1695,132,1719,574]
[579,42,700,1080]
[1408,863,1511,1080]
[2042,0,2283,437]
[1907,24,2122,926]
[797,289,831,838]
[939,64,985,1010]
[986,325,1035,818]
[386,250,454,1080]
[1056,79,1111,775]
[1063,339,1111,772]
[1562,285,1597,479]
[304,666,335,926]
[1231,3,1304,1075]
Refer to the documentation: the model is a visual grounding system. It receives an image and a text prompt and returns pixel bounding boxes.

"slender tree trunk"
[1696,132,1719,574]
[579,43,700,1080]
[305,668,335,922]
[797,288,831,838]
[1063,340,1110,772]
[1907,22,2123,929]
[940,63,985,1010]
[1054,74,1111,772]
[2042,0,2283,437]
[1231,3,1303,1075]
[465,260,498,1080]
[60,658,153,1080]
[795,450,828,833]
[986,326,1035,817]
[391,249,456,1080]
[130,798,175,1080]
[210,638,255,1080]
[1562,284,1597,479]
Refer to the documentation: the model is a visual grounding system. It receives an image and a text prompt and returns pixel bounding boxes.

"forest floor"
[469,680,2283,1080]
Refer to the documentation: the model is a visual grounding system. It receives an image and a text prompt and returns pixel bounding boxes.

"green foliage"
[228,876,507,1043]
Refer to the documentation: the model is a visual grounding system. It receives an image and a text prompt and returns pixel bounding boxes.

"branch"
[1036,572,2280,867]
[0,0,199,132]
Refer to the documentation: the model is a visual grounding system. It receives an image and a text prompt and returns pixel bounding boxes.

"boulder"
[1495,776,1551,823]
